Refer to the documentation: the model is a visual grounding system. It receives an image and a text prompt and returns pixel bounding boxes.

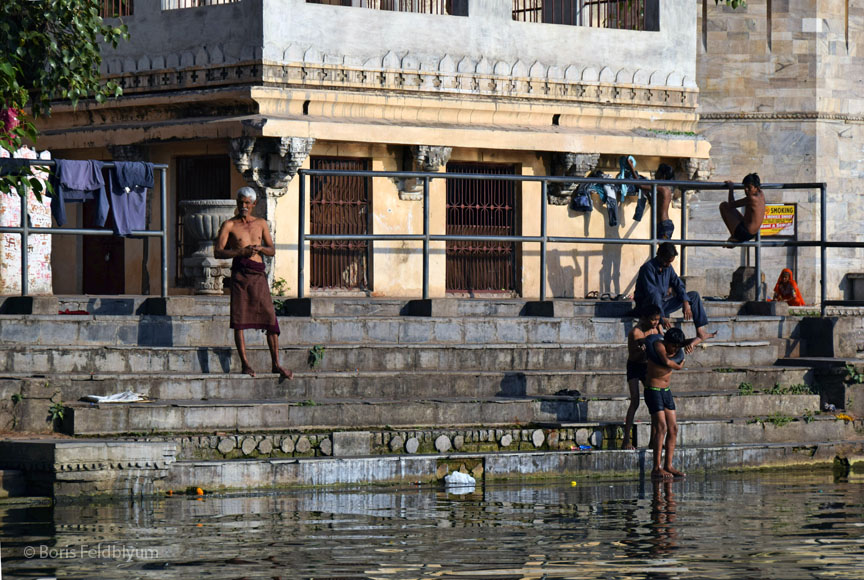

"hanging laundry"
[107,161,154,236]
[50,160,108,227]
[617,155,638,198]
[569,182,593,212]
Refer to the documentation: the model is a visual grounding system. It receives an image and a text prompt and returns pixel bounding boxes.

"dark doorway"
[175,156,232,286]
[82,200,125,295]
[445,162,518,294]
[309,157,372,291]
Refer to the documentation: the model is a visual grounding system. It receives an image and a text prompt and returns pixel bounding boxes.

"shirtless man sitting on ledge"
[215,187,292,380]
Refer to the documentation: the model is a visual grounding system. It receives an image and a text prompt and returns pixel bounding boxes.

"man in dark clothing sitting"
[634,242,717,344]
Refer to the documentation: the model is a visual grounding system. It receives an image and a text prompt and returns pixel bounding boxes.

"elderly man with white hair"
[215,187,292,379]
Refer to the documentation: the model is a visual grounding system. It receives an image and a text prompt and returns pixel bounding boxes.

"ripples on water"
[2,471,863,579]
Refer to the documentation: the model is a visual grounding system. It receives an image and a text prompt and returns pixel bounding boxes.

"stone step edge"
[4,368,812,383]
[66,392,819,408]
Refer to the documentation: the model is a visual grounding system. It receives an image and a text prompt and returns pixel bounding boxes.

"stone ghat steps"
[0,314,797,349]
[48,295,751,319]
[4,367,814,403]
[64,393,820,436]
[0,340,792,375]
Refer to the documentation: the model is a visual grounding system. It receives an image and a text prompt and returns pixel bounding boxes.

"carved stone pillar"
[399,145,452,201]
[548,153,600,205]
[108,144,153,294]
[677,157,714,183]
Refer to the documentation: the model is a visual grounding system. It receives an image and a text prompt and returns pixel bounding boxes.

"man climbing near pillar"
[215,187,292,380]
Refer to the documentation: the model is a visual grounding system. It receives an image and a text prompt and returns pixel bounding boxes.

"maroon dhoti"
[229,257,280,335]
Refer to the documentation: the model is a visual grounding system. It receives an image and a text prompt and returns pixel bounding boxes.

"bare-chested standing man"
[215,187,292,379]
[719,173,766,244]
[630,161,676,240]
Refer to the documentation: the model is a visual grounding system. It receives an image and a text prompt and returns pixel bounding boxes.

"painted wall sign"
[760,204,796,238]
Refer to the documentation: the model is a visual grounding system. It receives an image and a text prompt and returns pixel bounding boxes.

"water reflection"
[2,472,864,579]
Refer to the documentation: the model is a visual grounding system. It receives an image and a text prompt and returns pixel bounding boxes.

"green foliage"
[845,364,864,385]
[308,345,326,369]
[1,0,129,193]
[765,382,816,395]
[802,409,815,424]
[47,401,65,423]
[737,382,754,396]
[271,278,290,296]
[715,0,746,7]
[297,400,317,407]
[0,0,128,117]
[10,393,22,405]
[755,412,794,428]
[713,367,737,373]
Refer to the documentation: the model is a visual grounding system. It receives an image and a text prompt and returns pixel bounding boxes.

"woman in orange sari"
[772,268,805,306]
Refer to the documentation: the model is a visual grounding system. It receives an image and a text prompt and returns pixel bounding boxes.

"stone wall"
[693,0,864,301]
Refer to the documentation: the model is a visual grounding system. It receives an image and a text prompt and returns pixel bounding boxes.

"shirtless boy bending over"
[215,187,292,380]
[644,327,701,479]
[622,304,662,450]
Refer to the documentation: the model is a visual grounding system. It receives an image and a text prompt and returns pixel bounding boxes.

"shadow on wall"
[547,249,581,298]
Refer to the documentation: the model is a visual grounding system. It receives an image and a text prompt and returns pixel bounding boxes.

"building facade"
[691,0,862,302]
[37,0,709,299]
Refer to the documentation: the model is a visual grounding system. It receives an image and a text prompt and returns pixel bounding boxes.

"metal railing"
[512,0,649,30]
[100,0,134,18]
[161,0,240,10]
[298,168,845,315]
[306,0,463,15]
[0,160,169,298]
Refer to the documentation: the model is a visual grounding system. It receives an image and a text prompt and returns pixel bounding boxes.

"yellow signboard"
[760,204,796,238]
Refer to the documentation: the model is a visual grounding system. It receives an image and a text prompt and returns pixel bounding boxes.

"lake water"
[2,470,863,579]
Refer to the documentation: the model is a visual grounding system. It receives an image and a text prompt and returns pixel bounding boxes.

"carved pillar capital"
[548,152,600,205]
[676,157,714,198]
[399,145,453,201]
[228,136,315,198]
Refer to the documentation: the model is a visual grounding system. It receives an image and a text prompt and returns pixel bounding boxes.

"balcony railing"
[161,0,242,10]
[306,0,467,16]
[100,0,134,18]
[512,0,652,31]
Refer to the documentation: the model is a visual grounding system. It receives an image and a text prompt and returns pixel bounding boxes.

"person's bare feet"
[652,468,673,480]
[665,466,686,478]
[622,441,635,450]
[241,365,256,378]
[697,328,717,341]
[272,365,293,381]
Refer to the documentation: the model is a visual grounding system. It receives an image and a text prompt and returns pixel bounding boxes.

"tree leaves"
[715,0,747,8]
[0,0,129,195]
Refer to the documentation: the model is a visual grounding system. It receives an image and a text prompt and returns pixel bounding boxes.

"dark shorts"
[733,222,756,242]
[644,387,676,415]
[626,361,647,382]
[659,219,674,240]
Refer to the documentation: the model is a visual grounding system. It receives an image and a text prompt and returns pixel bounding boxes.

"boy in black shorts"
[644,327,701,479]
[623,304,662,449]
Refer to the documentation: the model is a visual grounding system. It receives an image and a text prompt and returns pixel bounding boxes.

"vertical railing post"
[650,183,658,257]
[298,170,306,299]
[754,229,762,301]
[422,176,430,301]
[20,192,28,297]
[681,188,688,276]
[160,167,168,298]
[821,183,827,317]
[540,179,548,301]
